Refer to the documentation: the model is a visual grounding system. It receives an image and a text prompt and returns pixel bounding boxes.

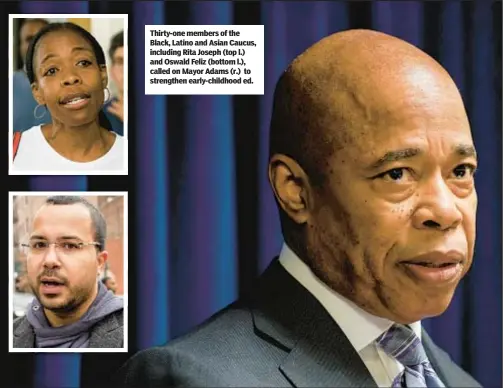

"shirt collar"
[278,243,421,352]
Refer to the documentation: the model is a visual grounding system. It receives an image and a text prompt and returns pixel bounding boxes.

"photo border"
[8,14,129,176]
[8,190,129,353]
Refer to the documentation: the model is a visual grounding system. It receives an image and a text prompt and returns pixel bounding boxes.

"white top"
[278,243,430,387]
[12,125,125,174]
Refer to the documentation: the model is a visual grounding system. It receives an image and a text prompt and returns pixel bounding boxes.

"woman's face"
[31,30,107,127]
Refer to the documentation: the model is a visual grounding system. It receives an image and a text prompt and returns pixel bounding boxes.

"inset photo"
[9,192,128,352]
[8,14,128,175]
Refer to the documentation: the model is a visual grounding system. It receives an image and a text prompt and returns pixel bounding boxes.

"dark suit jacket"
[117,259,481,387]
[13,309,124,348]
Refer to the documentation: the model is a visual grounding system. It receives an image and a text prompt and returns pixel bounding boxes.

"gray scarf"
[26,281,123,348]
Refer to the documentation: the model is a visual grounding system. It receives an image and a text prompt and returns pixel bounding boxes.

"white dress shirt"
[278,243,423,387]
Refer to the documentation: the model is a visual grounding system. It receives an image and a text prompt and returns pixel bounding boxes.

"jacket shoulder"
[13,315,35,348]
[13,315,27,330]
[89,309,124,348]
[116,302,273,387]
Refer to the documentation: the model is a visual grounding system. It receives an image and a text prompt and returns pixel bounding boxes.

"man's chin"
[395,295,454,323]
[36,293,70,311]
[40,302,75,314]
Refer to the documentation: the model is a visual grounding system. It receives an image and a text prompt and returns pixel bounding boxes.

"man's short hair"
[45,196,107,250]
[109,30,124,60]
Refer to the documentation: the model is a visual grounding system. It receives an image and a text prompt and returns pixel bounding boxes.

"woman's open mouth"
[59,93,91,110]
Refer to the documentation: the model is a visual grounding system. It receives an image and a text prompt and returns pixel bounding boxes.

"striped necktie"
[376,324,445,388]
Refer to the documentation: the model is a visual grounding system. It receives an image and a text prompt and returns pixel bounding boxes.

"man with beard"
[13,196,124,348]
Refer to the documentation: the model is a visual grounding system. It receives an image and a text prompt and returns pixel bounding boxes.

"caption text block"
[145,25,264,95]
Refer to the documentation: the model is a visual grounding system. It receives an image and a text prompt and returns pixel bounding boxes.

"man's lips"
[400,250,465,267]
[59,92,91,105]
[39,276,65,285]
[399,251,466,284]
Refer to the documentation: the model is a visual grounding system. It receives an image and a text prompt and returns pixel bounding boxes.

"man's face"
[26,204,105,313]
[111,46,124,95]
[19,20,46,65]
[306,67,477,324]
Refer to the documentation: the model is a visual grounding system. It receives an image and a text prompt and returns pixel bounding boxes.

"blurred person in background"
[13,196,124,348]
[104,30,124,136]
[15,273,31,293]
[13,18,52,133]
[102,274,117,294]
[13,273,34,320]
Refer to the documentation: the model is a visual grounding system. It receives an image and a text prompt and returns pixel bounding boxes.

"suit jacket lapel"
[89,310,123,348]
[422,329,481,387]
[278,321,377,387]
[252,258,377,387]
[422,329,450,383]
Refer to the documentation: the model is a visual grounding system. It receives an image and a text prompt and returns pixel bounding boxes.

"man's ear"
[31,82,45,105]
[97,250,109,273]
[100,64,108,89]
[268,154,312,224]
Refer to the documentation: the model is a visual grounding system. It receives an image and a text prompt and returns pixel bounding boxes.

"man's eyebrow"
[29,235,47,240]
[370,148,422,170]
[57,235,83,241]
[454,144,477,159]
[29,235,82,241]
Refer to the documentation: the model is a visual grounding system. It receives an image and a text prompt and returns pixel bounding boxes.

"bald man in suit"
[117,29,481,387]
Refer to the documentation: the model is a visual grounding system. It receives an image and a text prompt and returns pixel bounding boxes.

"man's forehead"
[323,80,470,146]
[290,29,468,136]
[32,204,93,230]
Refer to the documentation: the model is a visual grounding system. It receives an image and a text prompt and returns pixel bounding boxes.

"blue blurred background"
[5,1,501,387]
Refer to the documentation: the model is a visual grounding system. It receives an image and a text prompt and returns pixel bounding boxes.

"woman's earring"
[33,104,46,119]
[104,87,112,105]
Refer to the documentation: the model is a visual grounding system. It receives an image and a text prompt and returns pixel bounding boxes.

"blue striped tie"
[376,324,445,388]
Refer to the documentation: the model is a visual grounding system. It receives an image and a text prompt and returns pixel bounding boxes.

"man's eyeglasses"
[20,240,101,255]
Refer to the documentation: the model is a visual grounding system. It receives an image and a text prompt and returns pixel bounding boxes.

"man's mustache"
[37,269,67,284]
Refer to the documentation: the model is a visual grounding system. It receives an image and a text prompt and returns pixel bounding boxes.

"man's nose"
[42,244,61,267]
[412,176,463,231]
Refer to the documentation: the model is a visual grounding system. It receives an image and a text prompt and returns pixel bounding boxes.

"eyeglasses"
[20,240,101,255]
